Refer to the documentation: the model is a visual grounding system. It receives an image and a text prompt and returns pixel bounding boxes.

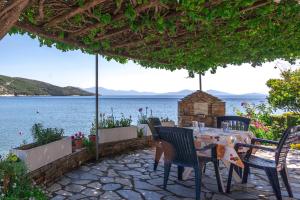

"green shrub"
[32,123,64,146]
[0,154,47,200]
[267,69,300,113]
[236,103,300,141]
[90,113,132,134]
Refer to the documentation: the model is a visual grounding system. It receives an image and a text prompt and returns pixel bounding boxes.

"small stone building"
[178,91,226,127]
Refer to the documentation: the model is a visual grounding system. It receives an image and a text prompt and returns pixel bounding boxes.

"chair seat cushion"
[244,155,276,168]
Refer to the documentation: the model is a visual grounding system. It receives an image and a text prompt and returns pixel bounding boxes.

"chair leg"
[280,166,293,197]
[226,164,234,193]
[195,163,204,200]
[203,163,206,174]
[213,160,225,193]
[154,145,163,171]
[163,163,171,189]
[233,165,242,178]
[242,165,250,184]
[265,168,282,200]
[178,166,184,181]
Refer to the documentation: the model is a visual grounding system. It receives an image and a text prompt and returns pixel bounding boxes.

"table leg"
[182,167,193,180]
[222,160,242,183]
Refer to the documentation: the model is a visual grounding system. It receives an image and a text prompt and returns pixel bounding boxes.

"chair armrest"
[235,143,277,152]
[251,138,279,145]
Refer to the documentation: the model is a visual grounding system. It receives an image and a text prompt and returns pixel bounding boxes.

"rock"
[117,189,143,200]
[65,184,86,193]
[102,183,122,191]
[48,183,62,193]
[81,188,102,197]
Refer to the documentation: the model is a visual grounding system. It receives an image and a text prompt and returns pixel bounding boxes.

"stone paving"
[46,148,300,200]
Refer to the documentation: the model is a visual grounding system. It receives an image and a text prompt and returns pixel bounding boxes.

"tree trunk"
[0,0,30,40]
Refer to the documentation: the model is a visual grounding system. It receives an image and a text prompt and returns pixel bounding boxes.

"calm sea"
[0,95,266,155]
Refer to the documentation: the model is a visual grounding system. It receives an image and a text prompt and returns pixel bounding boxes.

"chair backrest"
[217,116,250,131]
[275,125,300,168]
[155,127,198,167]
[147,117,162,140]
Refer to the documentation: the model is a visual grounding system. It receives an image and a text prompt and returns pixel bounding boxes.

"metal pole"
[199,74,202,91]
[95,54,99,161]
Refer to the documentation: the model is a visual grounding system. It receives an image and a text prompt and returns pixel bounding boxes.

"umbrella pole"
[95,54,99,161]
[199,74,202,91]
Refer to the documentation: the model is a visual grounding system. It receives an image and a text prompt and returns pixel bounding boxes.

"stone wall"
[29,136,153,186]
[178,91,225,127]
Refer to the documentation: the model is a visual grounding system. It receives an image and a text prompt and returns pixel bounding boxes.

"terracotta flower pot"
[89,135,96,143]
[74,139,83,149]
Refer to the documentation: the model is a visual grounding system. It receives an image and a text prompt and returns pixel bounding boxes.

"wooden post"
[95,54,99,161]
[0,0,30,39]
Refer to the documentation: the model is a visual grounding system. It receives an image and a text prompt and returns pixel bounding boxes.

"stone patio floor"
[46,148,300,200]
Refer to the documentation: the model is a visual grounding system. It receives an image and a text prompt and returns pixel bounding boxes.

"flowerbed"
[236,103,300,144]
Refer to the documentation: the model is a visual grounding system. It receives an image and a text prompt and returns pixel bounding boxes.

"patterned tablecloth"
[191,127,255,168]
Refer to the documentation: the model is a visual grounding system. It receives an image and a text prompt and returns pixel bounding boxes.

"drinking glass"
[198,122,205,132]
[222,122,229,132]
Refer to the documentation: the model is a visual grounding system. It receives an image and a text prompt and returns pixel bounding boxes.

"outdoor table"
[183,127,255,183]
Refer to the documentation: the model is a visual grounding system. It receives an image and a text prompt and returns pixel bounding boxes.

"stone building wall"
[178,91,225,127]
[29,136,153,186]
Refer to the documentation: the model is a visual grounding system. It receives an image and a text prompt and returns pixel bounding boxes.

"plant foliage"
[8,0,300,73]
[31,123,64,146]
[0,154,46,199]
[267,68,300,113]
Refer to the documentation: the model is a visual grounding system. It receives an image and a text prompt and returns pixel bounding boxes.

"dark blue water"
[0,95,266,155]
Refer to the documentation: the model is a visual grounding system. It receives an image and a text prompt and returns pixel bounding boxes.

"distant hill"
[84,87,266,97]
[206,89,232,96]
[85,87,156,95]
[0,75,93,96]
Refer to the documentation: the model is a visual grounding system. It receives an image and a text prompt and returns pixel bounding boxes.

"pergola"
[1,0,300,159]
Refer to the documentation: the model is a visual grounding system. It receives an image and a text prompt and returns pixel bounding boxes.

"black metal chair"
[147,117,162,171]
[155,126,225,200]
[217,116,251,131]
[227,125,300,200]
[215,116,251,176]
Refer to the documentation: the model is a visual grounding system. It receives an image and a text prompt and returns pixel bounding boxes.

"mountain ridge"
[84,87,267,97]
[0,75,93,96]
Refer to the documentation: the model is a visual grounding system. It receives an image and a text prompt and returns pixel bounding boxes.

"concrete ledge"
[29,136,153,185]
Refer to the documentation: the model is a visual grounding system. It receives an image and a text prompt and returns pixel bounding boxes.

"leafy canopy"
[9,0,300,73]
[267,68,300,113]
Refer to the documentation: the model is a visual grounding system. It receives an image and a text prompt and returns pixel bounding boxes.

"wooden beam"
[102,50,171,65]
[15,22,89,49]
[73,0,160,37]
[0,0,30,39]
[96,26,131,40]
[44,0,106,27]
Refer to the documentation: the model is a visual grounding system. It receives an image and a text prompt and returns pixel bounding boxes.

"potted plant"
[72,131,85,150]
[161,117,176,127]
[90,112,137,144]
[88,128,97,143]
[137,107,151,136]
[11,123,72,172]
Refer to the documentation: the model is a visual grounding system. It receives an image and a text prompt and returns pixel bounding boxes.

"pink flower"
[71,136,75,140]
[75,133,78,137]
[78,132,82,136]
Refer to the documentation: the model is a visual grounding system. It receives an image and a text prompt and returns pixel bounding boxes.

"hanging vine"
[4,0,300,73]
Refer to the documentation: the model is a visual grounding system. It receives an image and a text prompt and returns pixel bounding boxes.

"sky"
[0,34,299,94]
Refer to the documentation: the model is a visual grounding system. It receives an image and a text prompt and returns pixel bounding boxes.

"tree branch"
[44,0,106,27]
[73,0,160,37]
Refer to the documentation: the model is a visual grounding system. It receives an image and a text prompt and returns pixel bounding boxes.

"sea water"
[0,95,266,155]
